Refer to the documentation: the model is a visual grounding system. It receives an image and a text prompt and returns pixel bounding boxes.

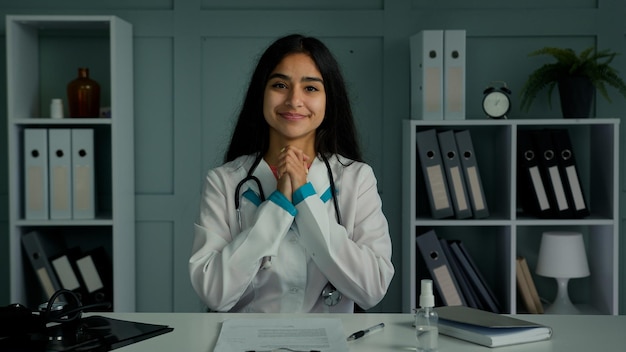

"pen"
[346,322,385,341]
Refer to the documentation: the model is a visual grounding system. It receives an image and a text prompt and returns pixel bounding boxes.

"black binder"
[551,128,590,218]
[517,130,552,218]
[532,129,572,218]
[50,247,89,305]
[75,247,113,308]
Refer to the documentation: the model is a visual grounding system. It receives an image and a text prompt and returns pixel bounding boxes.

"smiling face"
[263,53,326,148]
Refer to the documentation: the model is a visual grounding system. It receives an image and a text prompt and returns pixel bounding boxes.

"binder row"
[517,128,590,219]
[417,128,489,219]
[410,29,466,120]
[22,230,112,307]
[24,128,96,220]
[416,229,501,313]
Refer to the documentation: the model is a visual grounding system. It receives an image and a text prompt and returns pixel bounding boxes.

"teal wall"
[1,0,624,313]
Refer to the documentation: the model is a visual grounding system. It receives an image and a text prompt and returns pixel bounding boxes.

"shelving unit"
[402,118,619,315]
[6,15,135,311]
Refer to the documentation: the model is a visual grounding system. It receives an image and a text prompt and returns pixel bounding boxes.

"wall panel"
[136,221,175,311]
[135,37,175,194]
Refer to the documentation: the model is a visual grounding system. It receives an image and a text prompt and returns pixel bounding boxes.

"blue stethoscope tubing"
[234,153,343,306]
[235,153,342,226]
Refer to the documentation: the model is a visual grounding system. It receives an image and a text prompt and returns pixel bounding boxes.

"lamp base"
[545,277,581,315]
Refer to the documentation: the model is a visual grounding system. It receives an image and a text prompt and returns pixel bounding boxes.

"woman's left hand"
[276,145,309,199]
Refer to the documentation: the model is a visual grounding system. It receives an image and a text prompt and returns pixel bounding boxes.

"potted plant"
[520,46,626,118]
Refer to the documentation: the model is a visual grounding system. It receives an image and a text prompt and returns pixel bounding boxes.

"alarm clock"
[482,81,512,119]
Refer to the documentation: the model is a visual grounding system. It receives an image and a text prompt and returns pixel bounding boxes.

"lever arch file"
[517,130,552,217]
[50,247,89,304]
[76,247,112,306]
[24,129,49,220]
[410,30,444,120]
[71,129,95,219]
[21,231,63,300]
[443,30,466,120]
[454,130,489,218]
[551,128,590,218]
[417,129,454,219]
[439,238,474,308]
[416,230,464,306]
[533,129,571,218]
[49,129,73,220]
[437,129,472,219]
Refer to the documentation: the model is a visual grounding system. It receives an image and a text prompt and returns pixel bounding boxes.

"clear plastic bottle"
[415,279,438,352]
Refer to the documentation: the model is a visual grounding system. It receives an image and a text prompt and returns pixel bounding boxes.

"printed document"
[214,317,349,352]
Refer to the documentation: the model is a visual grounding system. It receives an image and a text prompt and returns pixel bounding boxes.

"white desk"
[95,312,626,351]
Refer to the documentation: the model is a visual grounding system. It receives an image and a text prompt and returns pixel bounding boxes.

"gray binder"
[416,230,464,306]
[454,130,489,219]
[21,231,63,300]
[417,129,454,219]
[437,130,472,219]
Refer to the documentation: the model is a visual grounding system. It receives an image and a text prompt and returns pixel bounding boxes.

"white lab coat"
[189,154,394,313]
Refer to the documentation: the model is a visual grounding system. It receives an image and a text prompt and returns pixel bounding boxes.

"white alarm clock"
[482,82,511,119]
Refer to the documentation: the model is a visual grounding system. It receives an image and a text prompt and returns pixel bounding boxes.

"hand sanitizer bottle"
[416,279,438,352]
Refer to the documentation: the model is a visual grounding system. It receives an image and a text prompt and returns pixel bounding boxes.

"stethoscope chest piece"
[322,283,342,306]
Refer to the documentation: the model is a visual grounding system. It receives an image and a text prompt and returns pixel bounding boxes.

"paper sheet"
[213,317,349,352]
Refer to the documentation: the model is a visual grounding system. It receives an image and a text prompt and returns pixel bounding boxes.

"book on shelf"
[516,256,543,314]
[435,305,552,348]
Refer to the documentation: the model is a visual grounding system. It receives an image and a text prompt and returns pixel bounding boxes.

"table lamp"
[535,231,590,314]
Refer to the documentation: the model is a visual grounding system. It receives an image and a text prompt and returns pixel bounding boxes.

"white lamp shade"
[536,231,590,279]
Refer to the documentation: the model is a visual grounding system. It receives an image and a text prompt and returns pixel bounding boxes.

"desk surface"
[94,312,626,351]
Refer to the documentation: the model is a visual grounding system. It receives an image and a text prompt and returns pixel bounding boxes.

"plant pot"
[558,76,593,118]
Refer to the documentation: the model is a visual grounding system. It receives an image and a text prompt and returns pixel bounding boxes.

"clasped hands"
[275,145,310,202]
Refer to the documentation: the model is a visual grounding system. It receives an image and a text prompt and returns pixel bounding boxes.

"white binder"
[443,30,466,120]
[410,30,444,120]
[24,128,49,219]
[71,129,95,219]
[49,129,73,219]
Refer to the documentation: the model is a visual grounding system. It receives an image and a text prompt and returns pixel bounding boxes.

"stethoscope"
[234,153,343,307]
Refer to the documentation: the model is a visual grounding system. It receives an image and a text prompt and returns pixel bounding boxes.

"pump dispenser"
[415,279,438,352]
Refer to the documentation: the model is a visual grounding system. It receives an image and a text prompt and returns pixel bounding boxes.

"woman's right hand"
[276,145,309,201]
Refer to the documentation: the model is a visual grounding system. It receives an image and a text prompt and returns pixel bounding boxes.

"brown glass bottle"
[67,67,100,118]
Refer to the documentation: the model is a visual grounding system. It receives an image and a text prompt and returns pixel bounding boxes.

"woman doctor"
[189,34,394,313]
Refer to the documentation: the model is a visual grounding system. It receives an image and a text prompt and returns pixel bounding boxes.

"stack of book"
[416,128,489,219]
[435,305,552,347]
[416,229,501,313]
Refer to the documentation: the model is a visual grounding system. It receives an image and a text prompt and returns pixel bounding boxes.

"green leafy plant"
[520,46,626,112]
